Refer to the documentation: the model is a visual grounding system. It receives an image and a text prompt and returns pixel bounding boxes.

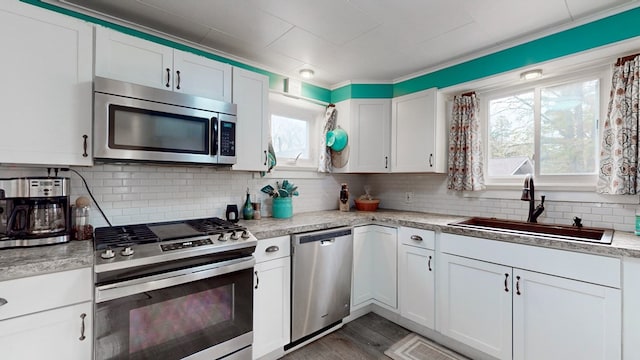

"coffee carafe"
[0,177,71,248]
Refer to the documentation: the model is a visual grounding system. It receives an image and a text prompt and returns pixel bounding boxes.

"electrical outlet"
[405,192,414,203]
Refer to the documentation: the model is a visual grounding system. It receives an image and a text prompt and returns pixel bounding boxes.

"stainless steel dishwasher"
[290,227,353,344]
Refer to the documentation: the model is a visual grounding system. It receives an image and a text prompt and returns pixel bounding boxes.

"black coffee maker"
[0,177,71,248]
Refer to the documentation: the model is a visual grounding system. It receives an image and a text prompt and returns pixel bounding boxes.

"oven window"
[95,268,253,360]
[109,105,209,154]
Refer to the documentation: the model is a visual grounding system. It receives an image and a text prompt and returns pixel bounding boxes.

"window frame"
[479,66,611,190]
[269,92,324,170]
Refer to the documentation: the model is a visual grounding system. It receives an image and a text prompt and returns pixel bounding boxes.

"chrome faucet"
[521,174,545,223]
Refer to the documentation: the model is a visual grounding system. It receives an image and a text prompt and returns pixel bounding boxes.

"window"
[269,93,324,168]
[483,71,605,187]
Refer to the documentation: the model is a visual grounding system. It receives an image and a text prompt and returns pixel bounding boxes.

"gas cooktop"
[94,217,257,272]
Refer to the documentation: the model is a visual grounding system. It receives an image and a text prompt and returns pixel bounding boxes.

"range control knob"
[121,246,135,256]
[241,230,250,239]
[231,231,240,240]
[100,248,115,259]
[219,232,230,242]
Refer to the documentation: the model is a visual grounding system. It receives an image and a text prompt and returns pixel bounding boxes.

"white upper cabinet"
[0,1,93,166]
[95,26,231,102]
[333,99,391,173]
[232,67,269,172]
[391,88,446,173]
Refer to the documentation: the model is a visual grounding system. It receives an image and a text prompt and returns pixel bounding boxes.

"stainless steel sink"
[449,217,614,244]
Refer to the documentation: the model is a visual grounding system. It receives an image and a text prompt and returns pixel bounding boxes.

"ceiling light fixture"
[299,68,315,79]
[520,69,543,80]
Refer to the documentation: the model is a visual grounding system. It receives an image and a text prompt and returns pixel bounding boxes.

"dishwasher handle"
[295,227,352,244]
[320,239,334,246]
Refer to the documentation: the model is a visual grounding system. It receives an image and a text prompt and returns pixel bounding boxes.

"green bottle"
[243,188,254,220]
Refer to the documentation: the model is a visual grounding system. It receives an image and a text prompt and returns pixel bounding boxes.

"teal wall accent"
[393,7,640,97]
[21,1,640,101]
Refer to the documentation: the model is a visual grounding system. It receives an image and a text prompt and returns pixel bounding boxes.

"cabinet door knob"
[410,235,423,241]
[165,68,171,87]
[265,245,280,253]
[0,298,7,307]
[516,275,521,295]
[428,255,432,272]
[82,135,88,157]
[504,273,509,292]
[176,70,181,89]
[79,313,86,341]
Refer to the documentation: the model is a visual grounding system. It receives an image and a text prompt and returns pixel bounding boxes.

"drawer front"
[0,267,92,321]
[399,227,435,249]
[255,235,291,263]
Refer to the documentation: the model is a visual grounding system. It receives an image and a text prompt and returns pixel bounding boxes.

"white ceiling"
[57,0,640,87]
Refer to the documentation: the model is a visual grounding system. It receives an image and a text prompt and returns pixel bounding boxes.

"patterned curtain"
[318,104,337,173]
[447,92,485,191]
[597,54,640,194]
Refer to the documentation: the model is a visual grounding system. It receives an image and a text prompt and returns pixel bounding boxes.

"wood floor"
[281,312,411,360]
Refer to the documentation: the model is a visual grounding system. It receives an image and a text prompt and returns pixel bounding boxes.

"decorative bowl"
[354,198,380,211]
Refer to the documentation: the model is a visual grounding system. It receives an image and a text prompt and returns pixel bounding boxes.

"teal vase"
[243,192,254,220]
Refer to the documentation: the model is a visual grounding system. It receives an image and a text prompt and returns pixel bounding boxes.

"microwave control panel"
[220,121,236,157]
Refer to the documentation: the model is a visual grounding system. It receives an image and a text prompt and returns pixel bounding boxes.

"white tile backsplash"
[1,166,638,232]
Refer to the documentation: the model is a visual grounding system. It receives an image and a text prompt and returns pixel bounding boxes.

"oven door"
[94,257,254,360]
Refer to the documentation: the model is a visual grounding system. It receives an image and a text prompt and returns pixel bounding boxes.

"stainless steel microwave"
[93,77,237,165]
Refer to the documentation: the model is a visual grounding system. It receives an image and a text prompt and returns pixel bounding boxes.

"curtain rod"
[616,52,640,66]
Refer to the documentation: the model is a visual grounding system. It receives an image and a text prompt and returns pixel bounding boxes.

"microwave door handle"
[212,117,218,156]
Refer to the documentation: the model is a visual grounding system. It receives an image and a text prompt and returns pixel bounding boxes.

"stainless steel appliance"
[290,227,353,345]
[0,177,71,248]
[93,217,257,360]
[93,76,237,165]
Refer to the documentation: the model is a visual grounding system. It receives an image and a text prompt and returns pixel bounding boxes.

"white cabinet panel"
[391,88,445,173]
[95,26,231,102]
[0,1,92,166]
[333,99,391,173]
[232,67,269,171]
[352,225,397,309]
[513,269,621,360]
[0,301,92,360]
[253,236,291,360]
[439,253,512,360]
[399,245,435,328]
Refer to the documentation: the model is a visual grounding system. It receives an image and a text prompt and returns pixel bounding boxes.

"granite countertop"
[4,209,640,282]
[241,209,640,258]
[0,239,93,282]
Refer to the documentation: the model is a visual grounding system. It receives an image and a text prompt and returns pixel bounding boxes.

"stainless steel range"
[93,217,257,360]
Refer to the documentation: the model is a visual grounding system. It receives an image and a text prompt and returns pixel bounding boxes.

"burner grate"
[94,224,159,250]
[186,217,244,235]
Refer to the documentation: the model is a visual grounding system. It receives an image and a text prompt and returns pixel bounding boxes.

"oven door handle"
[95,256,255,303]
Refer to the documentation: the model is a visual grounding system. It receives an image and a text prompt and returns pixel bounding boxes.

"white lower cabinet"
[512,269,621,360]
[439,254,513,360]
[253,236,291,360]
[0,267,93,360]
[0,301,92,360]
[398,227,435,329]
[352,225,397,310]
[438,234,622,360]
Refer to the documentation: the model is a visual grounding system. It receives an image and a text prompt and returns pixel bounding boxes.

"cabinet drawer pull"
[176,70,181,89]
[82,135,88,157]
[79,313,86,341]
[165,68,171,87]
[429,153,433,167]
[264,150,268,166]
[516,276,521,295]
[385,156,388,169]
[504,273,509,292]
[428,255,432,271]
[254,271,259,289]
[265,245,280,253]
[0,298,7,306]
[410,235,423,242]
